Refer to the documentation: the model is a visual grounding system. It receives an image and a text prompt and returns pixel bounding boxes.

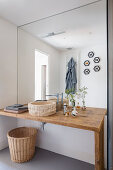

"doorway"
[35,50,48,100]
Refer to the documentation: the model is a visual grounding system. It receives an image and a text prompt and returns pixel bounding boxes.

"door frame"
[107,0,113,169]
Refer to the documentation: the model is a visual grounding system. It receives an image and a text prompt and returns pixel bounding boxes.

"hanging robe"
[65,57,77,91]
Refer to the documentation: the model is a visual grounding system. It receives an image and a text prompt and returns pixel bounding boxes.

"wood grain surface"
[95,121,104,170]
[0,107,107,132]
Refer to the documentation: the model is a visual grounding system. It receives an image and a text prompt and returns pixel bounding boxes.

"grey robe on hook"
[65,57,77,91]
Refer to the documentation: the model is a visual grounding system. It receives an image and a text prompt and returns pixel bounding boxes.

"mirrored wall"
[18,0,107,108]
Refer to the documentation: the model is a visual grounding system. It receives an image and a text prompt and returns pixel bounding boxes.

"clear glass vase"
[72,101,75,107]
[72,106,78,116]
[82,99,86,111]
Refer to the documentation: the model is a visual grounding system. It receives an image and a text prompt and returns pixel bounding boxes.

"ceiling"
[0,0,102,26]
[20,0,106,51]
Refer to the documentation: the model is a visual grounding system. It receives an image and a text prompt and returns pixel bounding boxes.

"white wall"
[0,17,17,149]
[17,119,95,164]
[60,44,107,108]
[59,44,107,166]
[18,29,61,104]
[79,44,107,167]
[79,44,107,108]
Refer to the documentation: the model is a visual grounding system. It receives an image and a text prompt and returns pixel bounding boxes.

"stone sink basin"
[28,101,56,116]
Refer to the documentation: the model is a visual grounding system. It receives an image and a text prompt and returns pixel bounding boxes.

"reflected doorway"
[35,50,48,100]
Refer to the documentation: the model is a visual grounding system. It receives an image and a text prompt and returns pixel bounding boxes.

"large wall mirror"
[18,0,107,109]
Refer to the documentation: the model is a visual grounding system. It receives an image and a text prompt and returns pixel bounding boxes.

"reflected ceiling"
[20,0,106,51]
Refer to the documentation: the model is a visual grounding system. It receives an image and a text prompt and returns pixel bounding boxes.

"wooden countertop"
[0,107,107,132]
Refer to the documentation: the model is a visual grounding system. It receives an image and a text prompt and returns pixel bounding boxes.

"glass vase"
[82,99,86,111]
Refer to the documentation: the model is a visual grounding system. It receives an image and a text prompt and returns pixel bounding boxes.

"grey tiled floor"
[0,147,94,170]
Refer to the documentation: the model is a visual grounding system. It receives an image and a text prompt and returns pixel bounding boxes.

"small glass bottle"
[76,102,80,109]
[63,103,67,115]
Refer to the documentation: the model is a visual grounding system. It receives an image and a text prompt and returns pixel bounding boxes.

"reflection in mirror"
[18,0,107,109]
[35,50,49,100]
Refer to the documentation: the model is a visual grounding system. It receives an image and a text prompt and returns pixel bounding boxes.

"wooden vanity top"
[0,107,107,132]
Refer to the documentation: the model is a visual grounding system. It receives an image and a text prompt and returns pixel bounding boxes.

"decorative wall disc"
[84,60,90,66]
[94,57,100,63]
[84,69,90,75]
[88,51,94,58]
[94,65,100,72]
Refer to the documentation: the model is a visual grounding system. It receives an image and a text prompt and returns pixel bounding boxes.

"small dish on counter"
[28,101,56,116]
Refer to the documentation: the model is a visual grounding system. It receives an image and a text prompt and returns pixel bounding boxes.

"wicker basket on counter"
[28,101,56,116]
[7,127,38,163]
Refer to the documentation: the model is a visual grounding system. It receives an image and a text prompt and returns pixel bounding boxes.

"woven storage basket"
[28,101,56,116]
[7,127,37,163]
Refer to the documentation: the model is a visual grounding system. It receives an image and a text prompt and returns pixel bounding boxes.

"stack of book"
[4,104,28,113]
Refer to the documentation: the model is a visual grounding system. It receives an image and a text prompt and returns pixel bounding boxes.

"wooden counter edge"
[0,108,107,133]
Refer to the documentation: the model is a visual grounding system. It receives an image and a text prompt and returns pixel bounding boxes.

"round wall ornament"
[94,57,100,63]
[88,51,94,58]
[84,60,90,66]
[84,69,90,75]
[94,65,100,72]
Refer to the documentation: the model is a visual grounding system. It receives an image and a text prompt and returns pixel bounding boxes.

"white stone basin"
[28,101,56,116]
